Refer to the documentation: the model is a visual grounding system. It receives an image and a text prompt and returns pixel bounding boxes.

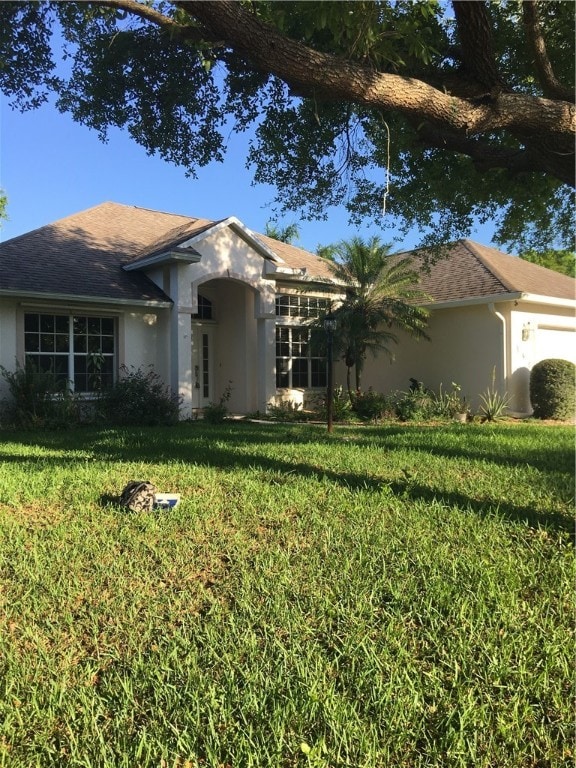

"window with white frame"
[275,326,327,389]
[275,294,330,389]
[275,294,330,318]
[192,295,213,320]
[24,313,115,392]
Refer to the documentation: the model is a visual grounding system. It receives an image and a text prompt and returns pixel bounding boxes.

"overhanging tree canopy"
[1,0,573,250]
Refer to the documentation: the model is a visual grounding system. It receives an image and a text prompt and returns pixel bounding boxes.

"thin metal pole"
[326,329,334,433]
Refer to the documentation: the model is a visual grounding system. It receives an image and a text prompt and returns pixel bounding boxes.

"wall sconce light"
[143,313,157,326]
[521,322,533,342]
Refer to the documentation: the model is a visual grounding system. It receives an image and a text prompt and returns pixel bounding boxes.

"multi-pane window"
[24,313,115,392]
[275,294,330,389]
[276,327,326,389]
[275,294,330,319]
[192,295,213,320]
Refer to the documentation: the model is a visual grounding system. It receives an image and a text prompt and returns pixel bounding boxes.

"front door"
[192,325,214,410]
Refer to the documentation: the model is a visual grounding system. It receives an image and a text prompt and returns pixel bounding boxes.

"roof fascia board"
[0,289,172,308]
[515,293,576,308]
[123,250,201,271]
[218,217,285,263]
[425,292,523,310]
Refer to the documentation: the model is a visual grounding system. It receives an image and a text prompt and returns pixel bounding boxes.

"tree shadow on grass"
[1,422,572,537]
[347,423,574,475]
[385,479,574,539]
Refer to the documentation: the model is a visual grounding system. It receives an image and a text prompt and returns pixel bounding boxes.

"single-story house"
[0,202,574,418]
[362,240,576,415]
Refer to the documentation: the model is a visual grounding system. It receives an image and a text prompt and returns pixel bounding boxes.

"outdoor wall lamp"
[521,322,534,342]
[324,312,337,433]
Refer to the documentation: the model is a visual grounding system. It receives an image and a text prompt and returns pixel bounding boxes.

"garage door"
[535,327,576,365]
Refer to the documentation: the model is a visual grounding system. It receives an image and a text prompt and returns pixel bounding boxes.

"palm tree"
[327,236,430,397]
[264,220,300,244]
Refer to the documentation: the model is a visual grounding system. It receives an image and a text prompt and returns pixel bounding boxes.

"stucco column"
[169,264,193,419]
[256,316,276,413]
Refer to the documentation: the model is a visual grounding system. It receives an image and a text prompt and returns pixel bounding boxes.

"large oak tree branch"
[522,0,573,102]
[88,0,575,186]
[414,122,569,180]
[175,2,573,135]
[452,1,503,89]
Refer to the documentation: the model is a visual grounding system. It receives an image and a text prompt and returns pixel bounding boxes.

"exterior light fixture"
[521,322,533,342]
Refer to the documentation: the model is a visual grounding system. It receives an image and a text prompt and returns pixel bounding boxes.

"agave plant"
[479,368,511,421]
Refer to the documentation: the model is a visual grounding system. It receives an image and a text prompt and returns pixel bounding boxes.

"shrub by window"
[529,358,575,420]
[98,365,180,426]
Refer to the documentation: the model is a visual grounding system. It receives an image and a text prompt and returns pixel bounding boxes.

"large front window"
[276,327,326,389]
[24,313,115,392]
[275,294,330,389]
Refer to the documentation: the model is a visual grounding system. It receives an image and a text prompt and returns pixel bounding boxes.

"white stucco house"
[0,202,574,418]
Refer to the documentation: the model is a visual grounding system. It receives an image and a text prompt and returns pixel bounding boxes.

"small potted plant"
[445,382,469,422]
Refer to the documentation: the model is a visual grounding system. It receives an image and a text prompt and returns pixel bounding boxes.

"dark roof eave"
[124,249,202,271]
[423,291,523,309]
[0,289,172,308]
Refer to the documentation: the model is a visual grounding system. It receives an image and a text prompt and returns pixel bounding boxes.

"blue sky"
[0,94,497,254]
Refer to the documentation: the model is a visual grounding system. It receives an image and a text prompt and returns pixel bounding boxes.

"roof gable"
[0,202,336,302]
[1,203,573,306]
[0,202,185,304]
[407,240,575,304]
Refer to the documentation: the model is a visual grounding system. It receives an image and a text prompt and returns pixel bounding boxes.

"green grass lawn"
[0,421,573,767]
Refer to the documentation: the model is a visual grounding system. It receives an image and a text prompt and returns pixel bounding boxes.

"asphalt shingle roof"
[405,240,575,304]
[1,203,573,305]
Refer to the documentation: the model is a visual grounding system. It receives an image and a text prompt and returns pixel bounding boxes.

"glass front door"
[192,325,214,410]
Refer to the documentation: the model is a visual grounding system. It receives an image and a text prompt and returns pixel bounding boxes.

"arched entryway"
[191,276,274,414]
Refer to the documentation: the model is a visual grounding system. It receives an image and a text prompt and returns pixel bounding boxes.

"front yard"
[0,421,572,767]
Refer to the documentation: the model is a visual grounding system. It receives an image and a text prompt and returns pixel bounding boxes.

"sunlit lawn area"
[0,421,573,767]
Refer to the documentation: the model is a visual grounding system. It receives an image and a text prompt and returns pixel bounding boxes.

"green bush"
[203,382,233,424]
[267,399,307,422]
[530,358,575,420]
[433,382,468,419]
[0,359,81,429]
[352,389,392,422]
[393,388,436,421]
[313,386,354,422]
[98,365,180,426]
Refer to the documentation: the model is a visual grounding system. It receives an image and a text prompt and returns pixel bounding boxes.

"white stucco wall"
[0,301,18,401]
[360,303,505,411]
[357,298,576,416]
[509,302,576,414]
[122,310,170,374]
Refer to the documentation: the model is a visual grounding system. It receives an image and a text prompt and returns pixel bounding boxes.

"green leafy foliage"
[324,236,430,394]
[0,1,573,250]
[351,389,394,422]
[434,381,468,418]
[267,399,306,422]
[97,365,180,426]
[313,385,354,423]
[530,359,575,420]
[394,387,437,422]
[519,248,575,278]
[0,359,80,429]
[0,188,7,226]
[202,381,233,423]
